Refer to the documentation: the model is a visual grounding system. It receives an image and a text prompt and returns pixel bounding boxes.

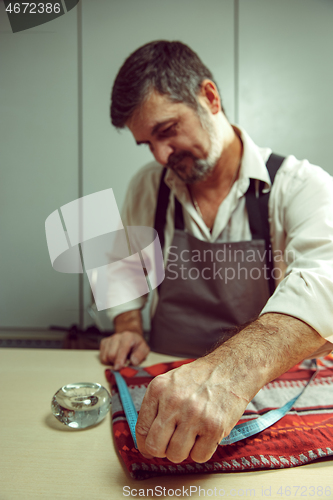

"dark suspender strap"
[258,152,285,263]
[154,169,184,294]
[245,178,263,241]
[154,169,170,254]
[266,153,285,184]
[245,153,285,295]
[174,197,185,230]
[154,169,185,254]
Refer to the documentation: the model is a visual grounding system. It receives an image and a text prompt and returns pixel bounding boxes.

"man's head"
[111,40,227,183]
[111,40,224,128]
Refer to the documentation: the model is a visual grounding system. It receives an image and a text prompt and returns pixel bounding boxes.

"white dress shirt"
[107,127,333,343]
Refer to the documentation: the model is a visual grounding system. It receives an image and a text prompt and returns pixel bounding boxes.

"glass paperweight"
[51,382,111,429]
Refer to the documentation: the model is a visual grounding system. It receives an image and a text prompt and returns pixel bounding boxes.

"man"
[100,40,333,464]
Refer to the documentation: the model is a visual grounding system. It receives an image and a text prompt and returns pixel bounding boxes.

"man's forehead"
[127,92,194,134]
[128,117,176,144]
[127,94,180,134]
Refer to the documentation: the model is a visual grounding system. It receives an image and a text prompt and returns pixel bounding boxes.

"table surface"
[1,348,333,500]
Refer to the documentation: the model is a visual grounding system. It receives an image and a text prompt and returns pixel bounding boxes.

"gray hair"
[110,40,224,128]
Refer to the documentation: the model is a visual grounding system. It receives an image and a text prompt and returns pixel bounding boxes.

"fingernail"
[113,363,120,370]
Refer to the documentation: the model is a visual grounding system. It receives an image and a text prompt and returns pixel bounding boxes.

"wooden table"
[1,348,333,500]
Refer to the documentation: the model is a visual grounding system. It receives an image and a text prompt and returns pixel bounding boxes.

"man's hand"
[136,357,249,463]
[100,331,150,369]
[99,310,149,369]
[136,313,328,463]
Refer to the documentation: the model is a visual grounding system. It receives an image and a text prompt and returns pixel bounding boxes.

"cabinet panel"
[239,0,333,174]
[0,2,80,328]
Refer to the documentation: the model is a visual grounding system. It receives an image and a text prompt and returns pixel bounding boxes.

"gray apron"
[149,154,284,358]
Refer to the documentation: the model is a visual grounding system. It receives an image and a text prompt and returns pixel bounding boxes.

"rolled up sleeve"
[260,157,333,343]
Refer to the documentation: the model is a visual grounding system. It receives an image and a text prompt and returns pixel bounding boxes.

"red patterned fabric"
[105,355,333,480]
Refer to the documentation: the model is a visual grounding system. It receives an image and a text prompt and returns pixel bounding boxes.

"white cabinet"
[0,2,80,328]
[238,0,333,174]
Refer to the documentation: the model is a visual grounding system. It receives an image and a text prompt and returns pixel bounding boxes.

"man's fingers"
[99,336,120,365]
[113,337,135,370]
[143,416,177,458]
[189,435,220,464]
[99,332,149,368]
[136,379,163,456]
[164,425,197,463]
[130,340,150,366]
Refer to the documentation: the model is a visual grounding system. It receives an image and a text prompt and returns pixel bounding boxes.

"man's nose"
[152,142,174,166]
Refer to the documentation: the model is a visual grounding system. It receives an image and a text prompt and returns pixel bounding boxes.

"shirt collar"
[235,125,272,190]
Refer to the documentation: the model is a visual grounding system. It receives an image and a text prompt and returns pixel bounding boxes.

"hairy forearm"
[114,309,143,335]
[207,312,329,402]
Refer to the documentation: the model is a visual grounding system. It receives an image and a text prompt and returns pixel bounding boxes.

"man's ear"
[198,79,221,115]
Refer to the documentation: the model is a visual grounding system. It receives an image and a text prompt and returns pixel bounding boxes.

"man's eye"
[161,124,177,135]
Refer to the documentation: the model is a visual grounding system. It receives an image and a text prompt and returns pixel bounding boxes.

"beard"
[166,107,223,184]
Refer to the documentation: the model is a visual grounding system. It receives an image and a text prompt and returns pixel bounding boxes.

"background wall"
[1,0,332,335]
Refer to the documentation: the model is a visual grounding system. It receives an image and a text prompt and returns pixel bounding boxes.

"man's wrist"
[114,309,143,336]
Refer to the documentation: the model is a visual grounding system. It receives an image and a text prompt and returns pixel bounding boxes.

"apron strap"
[154,169,184,252]
[174,197,185,230]
[154,169,184,294]
[154,168,169,253]
[245,153,285,295]
[266,152,284,183]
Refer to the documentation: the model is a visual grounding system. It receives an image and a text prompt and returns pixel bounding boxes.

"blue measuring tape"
[113,371,138,448]
[113,362,318,449]
[220,364,318,445]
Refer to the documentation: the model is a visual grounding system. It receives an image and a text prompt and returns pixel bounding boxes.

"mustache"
[166,151,197,170]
